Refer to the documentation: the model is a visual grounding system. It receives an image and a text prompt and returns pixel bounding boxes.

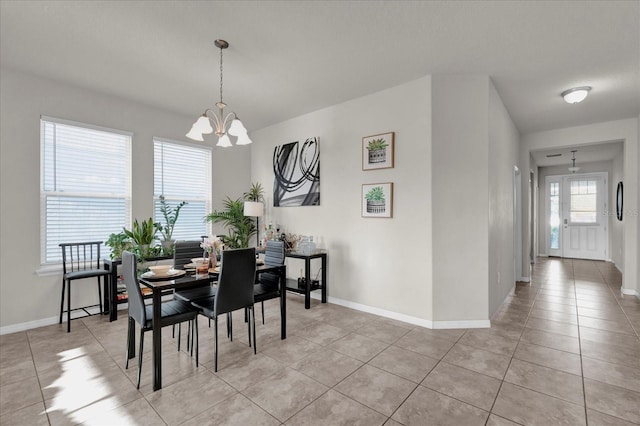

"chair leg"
[189,321,194,356]
[187,321,191,353]
[67,279,71,333]
[172,324,175,338]
[229,313,233,341]
[261,301,265,325]
[177,323,181,350]
[252,306,257,355]
[214,316,219,372]
[125,318,134,369]
[136,329,144,389]
[97,277,103,315]
[59,279,66,324]
[247,310,252,348]
[194,317,199,367]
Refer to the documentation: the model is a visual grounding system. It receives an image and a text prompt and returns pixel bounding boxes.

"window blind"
[153,138,211,240]
[41,117,132,264]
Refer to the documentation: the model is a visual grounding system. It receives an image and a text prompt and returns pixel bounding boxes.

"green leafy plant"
[105,232,132,260]
[154,195,187,241]
[123,218,158,258]
[243,182,265,202]
[365,186,385,202]
[206,197,256,249]
[366,138,388,151]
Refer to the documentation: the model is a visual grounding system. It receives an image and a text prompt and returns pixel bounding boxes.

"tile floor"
[1,258,639,425]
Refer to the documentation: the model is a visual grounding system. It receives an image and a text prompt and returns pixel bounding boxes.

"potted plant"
[366,138,388,164]
[123,217,158,258]
[365,186,386,213]
[206,197,256,249]
[154,195,187,255]
[243,182,264,203]
[105,231,132,260]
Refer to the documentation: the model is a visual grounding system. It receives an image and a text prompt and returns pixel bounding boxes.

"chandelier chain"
[219,45,224,105]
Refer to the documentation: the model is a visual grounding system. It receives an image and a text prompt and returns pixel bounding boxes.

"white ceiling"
[1,1,638,135]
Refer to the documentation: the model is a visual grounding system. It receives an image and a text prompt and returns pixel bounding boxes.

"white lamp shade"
[228,118,247,136]
[217,134,232,147]
[235,133,253,145]
[186,127,204,141]
[194,115,214,134]
[562,87,591,104]
[244,201,264,217]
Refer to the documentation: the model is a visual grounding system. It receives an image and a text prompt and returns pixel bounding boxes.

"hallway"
[489,257,639,424]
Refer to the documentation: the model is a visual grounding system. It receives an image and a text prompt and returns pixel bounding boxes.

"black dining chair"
[59,242,111,332]
[122,251,200,389]
[254,240,285,324]
[174,240,217,303]
[192,248,257,372]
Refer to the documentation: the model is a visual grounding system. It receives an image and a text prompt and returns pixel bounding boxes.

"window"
[570,179,597,223]
[549,182,560,249]
[153,138,211,240]
[41,117,131,264]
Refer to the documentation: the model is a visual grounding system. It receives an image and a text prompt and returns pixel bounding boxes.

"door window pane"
[549,182,560,249]
[570,180,597,223]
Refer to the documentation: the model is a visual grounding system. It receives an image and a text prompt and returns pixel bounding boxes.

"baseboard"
[308,293,490,329]
[614,262,623,274]
[518,276,530,282]
[621,288,640,300]
[0,316,59,335]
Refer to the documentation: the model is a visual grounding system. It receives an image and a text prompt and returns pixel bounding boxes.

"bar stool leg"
[67,280,71,333]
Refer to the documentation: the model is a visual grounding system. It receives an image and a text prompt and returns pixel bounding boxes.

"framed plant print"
[362,132,394,170]
[362,183,393,218]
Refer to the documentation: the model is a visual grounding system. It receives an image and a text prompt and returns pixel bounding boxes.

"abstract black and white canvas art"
[273,137,320,207]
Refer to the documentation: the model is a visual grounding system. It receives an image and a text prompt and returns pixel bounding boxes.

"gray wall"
[431,75,490,322]
[250,76,435,324]
[0,69,251,330]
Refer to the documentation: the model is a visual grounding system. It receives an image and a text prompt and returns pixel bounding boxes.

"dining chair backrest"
[260,240,285,288]
[122,251,146,326]
[173,240,203,270]
[215,248,256,316]
[60,241,103,274]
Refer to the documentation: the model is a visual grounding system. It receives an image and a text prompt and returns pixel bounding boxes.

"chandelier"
[568,150,580,173]
[186,39,252,147]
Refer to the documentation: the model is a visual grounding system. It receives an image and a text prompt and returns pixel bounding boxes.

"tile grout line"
[484,275,539,425]
[572,261,590,426]
[25,329,52,426]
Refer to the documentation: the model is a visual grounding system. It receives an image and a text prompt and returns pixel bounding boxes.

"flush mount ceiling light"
[568,150,580,173]
[561,86,591,104]
[186,39,252,147]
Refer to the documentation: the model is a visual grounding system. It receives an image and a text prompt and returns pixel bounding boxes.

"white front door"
[545,173,608,260]
[561,173,608,260]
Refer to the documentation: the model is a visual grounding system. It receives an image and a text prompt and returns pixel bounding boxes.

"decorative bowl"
[148,265,172,276]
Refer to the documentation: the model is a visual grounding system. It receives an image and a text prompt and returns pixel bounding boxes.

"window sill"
[36,264,63,277]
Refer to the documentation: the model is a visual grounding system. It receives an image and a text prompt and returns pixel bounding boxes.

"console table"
[284,251,327,309]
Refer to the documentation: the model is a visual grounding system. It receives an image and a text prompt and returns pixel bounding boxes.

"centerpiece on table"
[201,235,223,268]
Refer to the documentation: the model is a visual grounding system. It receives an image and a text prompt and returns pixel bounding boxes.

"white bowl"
[148,265,172,275]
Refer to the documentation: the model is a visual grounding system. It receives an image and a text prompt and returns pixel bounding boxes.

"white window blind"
[153,138,211,240]
[570,179,598,224]
[41,117,132,264]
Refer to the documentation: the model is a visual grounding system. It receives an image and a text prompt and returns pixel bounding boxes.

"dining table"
[139,263,287,391]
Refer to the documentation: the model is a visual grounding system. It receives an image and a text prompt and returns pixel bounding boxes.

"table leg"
[321,255,327,303]
[304,258,311,309]
[108,264,118,322]
[280,265,287,339]
[152,288,162,391]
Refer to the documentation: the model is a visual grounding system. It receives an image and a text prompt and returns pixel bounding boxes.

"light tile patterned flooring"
[1,258,639,425]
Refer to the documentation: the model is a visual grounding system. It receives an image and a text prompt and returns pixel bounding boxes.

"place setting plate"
[141,269,186,280]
